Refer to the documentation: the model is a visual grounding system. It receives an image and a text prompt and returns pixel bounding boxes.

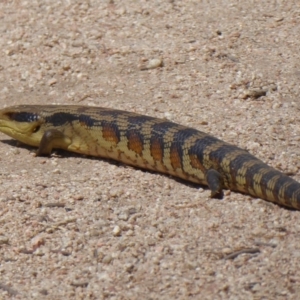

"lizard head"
[0,105,46,147]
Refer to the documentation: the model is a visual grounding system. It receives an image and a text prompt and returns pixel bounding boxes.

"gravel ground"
[0,0,300,299]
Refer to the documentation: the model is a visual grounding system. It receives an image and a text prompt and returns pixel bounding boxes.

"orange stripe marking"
[189,154,205,172]
[127,131,143,156]
[150,138,163,162]
[102,125,119,145]
[170,145,182,170]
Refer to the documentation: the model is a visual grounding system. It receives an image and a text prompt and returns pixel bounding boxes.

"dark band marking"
[293,189,300,208]
[272,175,300,205]
[97,109,131,119]
[167,128,201,170]
[252,168,282,198]
[78,114,96,128]
[127,115,156,129]
[209,144,247,166]
[283,182,300,204]
[271,175,290,203]
[244,163,271,197]
[189,154,206,173]
[150,122,183,166]
[6,112,39,122]
[46,112,79,126]
[172,128,200,144]
[151,121,180,136]
[230,156,264,190]
[188,135,224,166]
[170,143,182,170]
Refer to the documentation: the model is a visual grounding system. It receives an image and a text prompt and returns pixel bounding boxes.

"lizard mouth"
[0,121,41,147]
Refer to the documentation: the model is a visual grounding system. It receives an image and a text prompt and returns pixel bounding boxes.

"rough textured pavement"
[0,1,299,299]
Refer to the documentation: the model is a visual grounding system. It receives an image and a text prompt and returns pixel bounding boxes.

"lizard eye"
[32,125,41,133]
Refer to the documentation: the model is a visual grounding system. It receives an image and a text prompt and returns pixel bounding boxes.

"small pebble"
[34,249,45,256]
[113,225,122,236]
[70,281,89,288]
[140,58,163,70]
[118,211,129,221]
[128,207,137,215]
[242,88,267,99]
[48,78,57,86]
[102,254,113,264]
[31,236,45,249]
[0,236,9,245]
[73,194,84,201]
[11,148,20,155]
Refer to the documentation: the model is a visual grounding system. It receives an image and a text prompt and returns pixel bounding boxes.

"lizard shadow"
[1,138,208,189]
[1,139,295,210]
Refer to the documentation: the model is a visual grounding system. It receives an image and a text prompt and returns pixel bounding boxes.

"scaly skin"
[0,105,299,209]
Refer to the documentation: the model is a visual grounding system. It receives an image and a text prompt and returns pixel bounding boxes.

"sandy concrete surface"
[0,0,300,299]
